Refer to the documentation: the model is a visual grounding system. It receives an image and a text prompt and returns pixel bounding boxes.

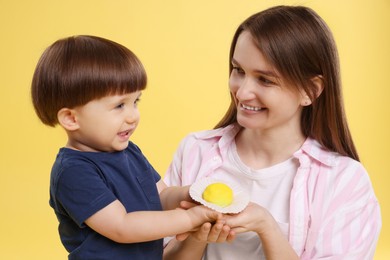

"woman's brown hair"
[215,6,359,161]
[31,35,147,127]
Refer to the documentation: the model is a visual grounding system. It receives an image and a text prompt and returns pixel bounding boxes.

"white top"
[204,140,298,260]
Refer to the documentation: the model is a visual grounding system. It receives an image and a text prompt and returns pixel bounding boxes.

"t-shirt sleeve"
[55,164,117,227]
[130,142,161,183]
[149,162,161,183]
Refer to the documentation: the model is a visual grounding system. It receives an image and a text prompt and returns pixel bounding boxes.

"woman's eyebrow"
[231,58,279,78]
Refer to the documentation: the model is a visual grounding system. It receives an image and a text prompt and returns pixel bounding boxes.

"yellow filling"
[202,183,233,207]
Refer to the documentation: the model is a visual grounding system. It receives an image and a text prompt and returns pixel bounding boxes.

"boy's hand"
[179,200,221,222]
[179,200,199,209]
[190,204,222,222]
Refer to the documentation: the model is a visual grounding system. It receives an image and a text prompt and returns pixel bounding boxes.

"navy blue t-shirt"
[49,142,163,259]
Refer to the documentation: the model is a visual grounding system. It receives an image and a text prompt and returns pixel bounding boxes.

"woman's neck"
[234,128,305,169]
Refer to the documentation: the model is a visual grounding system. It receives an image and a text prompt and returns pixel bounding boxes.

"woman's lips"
[241,103,264,111]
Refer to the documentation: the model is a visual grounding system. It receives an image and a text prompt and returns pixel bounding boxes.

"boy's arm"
[157,180,192,210]
[85,199,220,243]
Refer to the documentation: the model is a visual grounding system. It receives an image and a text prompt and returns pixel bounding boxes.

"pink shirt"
[164,124,381,259]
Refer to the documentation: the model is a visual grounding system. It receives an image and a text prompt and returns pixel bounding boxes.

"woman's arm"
[300,162,381,259]
[163,225,209,260]
[85,199,221,243]
[225,202,299,260]
[164,220,234,260]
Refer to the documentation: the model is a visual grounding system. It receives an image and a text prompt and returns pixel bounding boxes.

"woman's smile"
[240,103,265,112]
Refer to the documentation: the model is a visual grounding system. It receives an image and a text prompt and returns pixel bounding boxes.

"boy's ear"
[301,76,324,106]
[57,108,79,131]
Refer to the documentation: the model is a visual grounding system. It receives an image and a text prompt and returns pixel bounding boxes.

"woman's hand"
[223,202,299,260]
[176,219,235,243]
[224,202,275,235]
[175,200,236,243]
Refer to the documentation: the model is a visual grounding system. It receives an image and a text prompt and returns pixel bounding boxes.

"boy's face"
[68,91,142,152]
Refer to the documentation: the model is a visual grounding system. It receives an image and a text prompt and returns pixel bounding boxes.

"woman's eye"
[259,76,275,85]
[232,66,244,74]
[134,98,140,106]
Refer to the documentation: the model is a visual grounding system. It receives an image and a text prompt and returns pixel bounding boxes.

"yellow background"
[1,0,388,259]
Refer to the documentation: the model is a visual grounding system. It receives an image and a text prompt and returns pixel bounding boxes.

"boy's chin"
[113,141,129,151]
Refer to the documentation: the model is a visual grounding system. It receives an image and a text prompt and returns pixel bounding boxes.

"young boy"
[31,35,221,259]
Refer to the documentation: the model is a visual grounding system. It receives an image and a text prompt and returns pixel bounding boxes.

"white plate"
[189,178,250,214]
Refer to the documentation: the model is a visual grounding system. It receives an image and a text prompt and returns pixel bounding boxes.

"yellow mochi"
[202,183,233,207]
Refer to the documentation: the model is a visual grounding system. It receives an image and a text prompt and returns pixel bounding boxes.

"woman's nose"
[236,77,256,100]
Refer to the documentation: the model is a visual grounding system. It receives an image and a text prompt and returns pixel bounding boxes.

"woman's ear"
[300,76,324,106]
[57,108,79,131]
[301,94,312,106]
[311,75,324,99]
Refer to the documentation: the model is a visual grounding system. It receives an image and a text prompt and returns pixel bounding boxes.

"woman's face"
[229,31,307,134]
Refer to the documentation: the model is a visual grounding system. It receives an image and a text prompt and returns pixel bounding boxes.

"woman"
[163,5,381,260]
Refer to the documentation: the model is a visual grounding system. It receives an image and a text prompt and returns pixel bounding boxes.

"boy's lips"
[118,129,133,138]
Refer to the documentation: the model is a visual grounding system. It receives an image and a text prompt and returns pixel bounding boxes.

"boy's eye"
[115,103,125,109]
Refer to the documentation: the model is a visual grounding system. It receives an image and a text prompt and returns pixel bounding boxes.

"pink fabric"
[164,124,381,259]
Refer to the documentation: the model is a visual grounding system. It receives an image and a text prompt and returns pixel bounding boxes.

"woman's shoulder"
[300,138,362,167]
[300,138,371,188]
[191,124,235,138]
[179,124,237,148]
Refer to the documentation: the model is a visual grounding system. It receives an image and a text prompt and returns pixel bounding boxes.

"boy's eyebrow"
[231,58,279,78]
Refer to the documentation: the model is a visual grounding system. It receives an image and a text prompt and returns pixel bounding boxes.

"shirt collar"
[194,124,337,167]
[193,124,236,140]
[295,138,337,167]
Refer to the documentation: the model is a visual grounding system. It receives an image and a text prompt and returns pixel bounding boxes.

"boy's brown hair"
[31,35,147,126]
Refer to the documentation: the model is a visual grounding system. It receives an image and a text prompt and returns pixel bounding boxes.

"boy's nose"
[125,108,138,124]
